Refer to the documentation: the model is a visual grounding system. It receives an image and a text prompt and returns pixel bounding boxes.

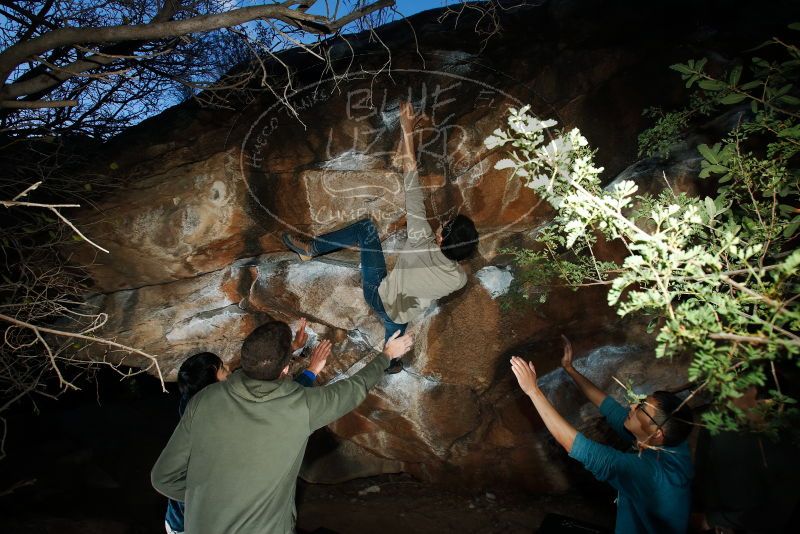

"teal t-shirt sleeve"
[600,396,634,441]
[569,433,643,493]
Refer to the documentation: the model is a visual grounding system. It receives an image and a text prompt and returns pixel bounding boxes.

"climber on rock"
[152,320,413,534]
[282,100,478,374]
[510,336,694,533]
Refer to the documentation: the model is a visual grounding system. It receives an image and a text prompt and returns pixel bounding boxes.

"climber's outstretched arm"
[398,101,418,175]
[398,101,433,242]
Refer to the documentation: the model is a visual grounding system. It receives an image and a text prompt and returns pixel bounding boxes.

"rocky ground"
[296,475,615,534]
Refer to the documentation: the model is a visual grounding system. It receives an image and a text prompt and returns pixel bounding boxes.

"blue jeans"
[310,219,407,342]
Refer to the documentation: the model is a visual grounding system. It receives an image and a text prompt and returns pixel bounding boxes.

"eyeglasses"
[634,400,664,430]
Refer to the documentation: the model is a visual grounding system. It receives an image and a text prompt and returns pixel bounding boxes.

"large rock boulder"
[70,1,796,489]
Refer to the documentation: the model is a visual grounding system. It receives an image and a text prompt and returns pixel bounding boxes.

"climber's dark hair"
[177,352,223,401]
[241,321,293,381]
[651,390,694,446]
[440,214,478,261]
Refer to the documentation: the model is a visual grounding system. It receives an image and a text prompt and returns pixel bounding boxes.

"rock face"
[70,1,795,490]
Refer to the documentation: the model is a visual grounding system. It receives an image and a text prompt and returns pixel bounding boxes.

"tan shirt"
[378,171,467,324]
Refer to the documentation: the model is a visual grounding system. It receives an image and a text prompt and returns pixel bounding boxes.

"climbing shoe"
[282,232,313,261]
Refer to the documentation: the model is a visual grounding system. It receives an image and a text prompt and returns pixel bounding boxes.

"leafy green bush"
[488,27,800,434]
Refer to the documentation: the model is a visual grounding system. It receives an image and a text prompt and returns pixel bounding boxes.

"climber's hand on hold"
[398,101,415,131]
[384,330,414,359]
[291,317,308,352]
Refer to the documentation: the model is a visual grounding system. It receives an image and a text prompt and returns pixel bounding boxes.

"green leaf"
[777,125,800,138]
[646,318,660,334]
[84,183,92,191]
[704,196,716,218]
[698,143,720,164]
[779,95,800,106]
[782,249,800,272]
[729,65,742,86]
[699,79,727,91]
[790,22,800,31]
[670,63,693,75]
[752,57,770,68]
[720,93,747,105]
[784,220,800,238]
[739,80,762,91]
[699,163,729,178]
[109,162,119,170]
[775,83,793,97]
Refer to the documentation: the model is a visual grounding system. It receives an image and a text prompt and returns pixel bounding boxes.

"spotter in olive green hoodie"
[151,352,390,534]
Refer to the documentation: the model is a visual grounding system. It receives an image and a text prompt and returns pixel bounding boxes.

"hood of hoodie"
[224,369,301,403]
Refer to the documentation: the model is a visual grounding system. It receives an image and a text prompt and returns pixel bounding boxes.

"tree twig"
[1,199,109,254]
[0,313,165,392]
[0,99,78,109]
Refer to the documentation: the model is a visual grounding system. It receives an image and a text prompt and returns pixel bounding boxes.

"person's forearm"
[564,365,607,408]
[307,351,390,431]
[398,109,417,174]
[527,388,577,452]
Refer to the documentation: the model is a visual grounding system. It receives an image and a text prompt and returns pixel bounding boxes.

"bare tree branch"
[0,99,77,109]
[709,332,800,347]
[0,312,166,392]
[0,0,394,102]
[1,199,109,253]
[0,0,181,104]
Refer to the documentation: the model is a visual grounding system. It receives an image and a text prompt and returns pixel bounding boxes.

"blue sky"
[223,1,465,22]
[290,1,467,34]
[391,0,455,14]
[293,1,468,42]
[305,1,464,18]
